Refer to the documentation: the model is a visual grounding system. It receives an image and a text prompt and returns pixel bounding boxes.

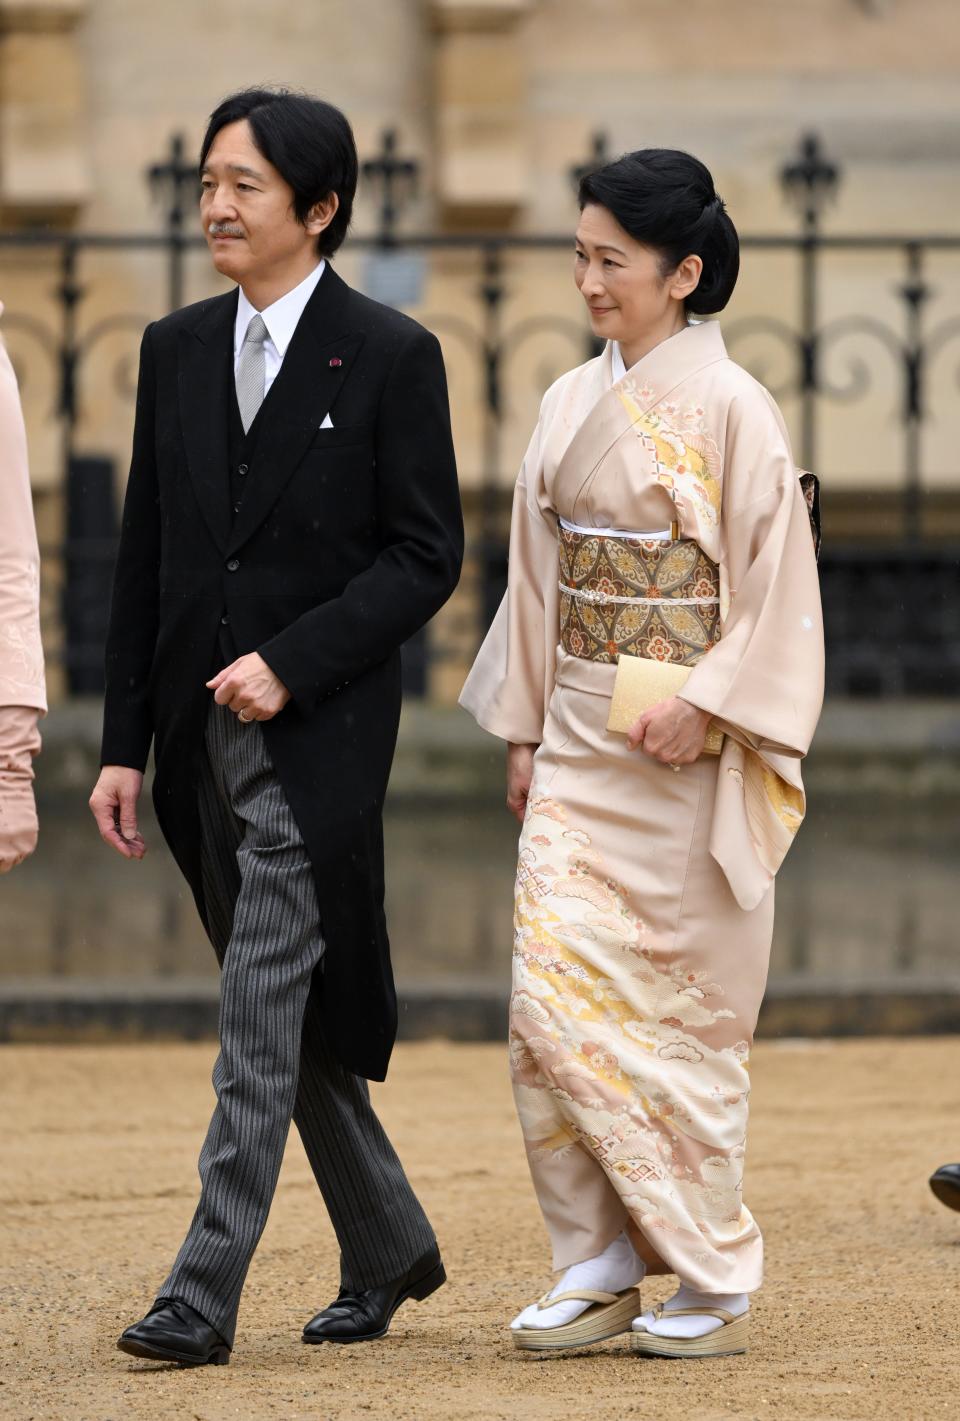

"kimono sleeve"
[459,415,559,744]
[678,384,824,910]
[0,327,46,715]
[679,386,824,758]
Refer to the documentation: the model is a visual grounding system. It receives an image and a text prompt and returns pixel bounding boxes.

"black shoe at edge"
[930,1163,960,1212]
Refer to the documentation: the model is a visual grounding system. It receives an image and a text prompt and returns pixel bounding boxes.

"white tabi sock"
[511,1232,645,1331]
[632,1284,749,1339]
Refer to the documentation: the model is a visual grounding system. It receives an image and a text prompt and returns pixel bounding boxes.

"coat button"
[220,613,230,625]
[226,558,240,572]
[238,463,248,476]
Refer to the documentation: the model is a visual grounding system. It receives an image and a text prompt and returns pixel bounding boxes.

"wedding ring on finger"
[237,708,253,723]
[669,762,681,773]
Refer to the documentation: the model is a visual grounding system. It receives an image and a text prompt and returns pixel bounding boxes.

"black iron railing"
[2,132,959,694]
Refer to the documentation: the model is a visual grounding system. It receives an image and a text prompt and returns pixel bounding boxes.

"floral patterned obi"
[558,518,721,666]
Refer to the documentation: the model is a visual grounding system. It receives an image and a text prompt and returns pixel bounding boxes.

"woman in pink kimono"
[461,150,823,1357]
[0,305,45,873]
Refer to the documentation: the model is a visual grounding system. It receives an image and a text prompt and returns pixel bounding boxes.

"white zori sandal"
[632,1303,749,1359]
[512,1287,642,1352]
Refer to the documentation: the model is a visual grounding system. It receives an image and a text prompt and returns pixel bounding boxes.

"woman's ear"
[669,254,703,303]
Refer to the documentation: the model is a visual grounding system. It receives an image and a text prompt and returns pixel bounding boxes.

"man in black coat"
[89,88,463,1367]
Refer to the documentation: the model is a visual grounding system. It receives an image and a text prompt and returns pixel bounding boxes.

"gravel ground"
[2,1038,959,1421]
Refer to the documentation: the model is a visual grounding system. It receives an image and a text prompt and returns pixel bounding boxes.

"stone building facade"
[1,0,958,700]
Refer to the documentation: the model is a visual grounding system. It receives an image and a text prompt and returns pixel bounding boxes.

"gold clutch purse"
[606,655,724,754]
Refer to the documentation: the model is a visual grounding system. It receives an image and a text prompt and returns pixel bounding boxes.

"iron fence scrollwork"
[1,132,959,695]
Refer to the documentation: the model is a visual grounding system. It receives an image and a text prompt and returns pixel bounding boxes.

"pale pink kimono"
[461,321,823,1293]
[0,305,46,872]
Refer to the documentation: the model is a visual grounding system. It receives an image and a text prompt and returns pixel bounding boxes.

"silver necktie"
[235,313,269,433]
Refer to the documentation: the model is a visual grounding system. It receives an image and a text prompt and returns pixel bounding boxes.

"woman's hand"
[506,742,537,823]
[626,695,711,766]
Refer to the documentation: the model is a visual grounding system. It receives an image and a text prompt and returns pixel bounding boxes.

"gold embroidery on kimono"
[617,389,723,528]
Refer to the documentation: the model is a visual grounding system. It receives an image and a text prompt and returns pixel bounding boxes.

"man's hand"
[627,695,711,766]
[506,742,538,824]
[90,766,146,859]
[206,652,291,722]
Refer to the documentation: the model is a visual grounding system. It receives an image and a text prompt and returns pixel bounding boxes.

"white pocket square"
[319,413,334,429]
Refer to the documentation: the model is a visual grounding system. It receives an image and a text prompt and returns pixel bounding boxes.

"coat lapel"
[178,292,237,552]
[227,265,362,556]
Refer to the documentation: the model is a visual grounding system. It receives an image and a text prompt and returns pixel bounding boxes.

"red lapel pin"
[329,357,342,367]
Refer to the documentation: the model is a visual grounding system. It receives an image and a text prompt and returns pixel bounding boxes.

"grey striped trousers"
[157,702,436,1346]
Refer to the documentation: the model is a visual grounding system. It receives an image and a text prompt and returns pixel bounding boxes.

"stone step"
[3,977,960,1043]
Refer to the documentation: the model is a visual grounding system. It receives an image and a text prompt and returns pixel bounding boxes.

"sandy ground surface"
[2,1038,959,1421]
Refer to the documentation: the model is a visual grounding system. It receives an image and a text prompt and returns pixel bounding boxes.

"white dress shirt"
[234,259,327,404]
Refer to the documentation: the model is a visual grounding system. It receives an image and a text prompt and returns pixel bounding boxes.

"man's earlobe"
[307,192,339,235]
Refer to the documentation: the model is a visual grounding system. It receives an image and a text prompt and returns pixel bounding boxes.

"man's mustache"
[208,223,244,238]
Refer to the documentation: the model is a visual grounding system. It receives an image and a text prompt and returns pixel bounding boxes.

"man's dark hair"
[199,87,358,258]
[579,149,740,314]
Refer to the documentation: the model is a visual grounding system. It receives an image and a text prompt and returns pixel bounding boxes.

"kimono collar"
[554,320,729,497]
[611,319,727,395]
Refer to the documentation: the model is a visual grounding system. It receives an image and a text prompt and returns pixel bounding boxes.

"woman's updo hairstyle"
[578,149,740,315]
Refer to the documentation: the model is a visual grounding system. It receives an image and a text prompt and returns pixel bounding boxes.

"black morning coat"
[100,264,464,1081]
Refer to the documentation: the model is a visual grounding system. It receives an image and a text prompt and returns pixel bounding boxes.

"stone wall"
[1,0,958,701]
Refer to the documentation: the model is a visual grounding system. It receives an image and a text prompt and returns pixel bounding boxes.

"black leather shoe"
[117,1298,231,1367]
[303,1246,446,1344]
[930,1163,960,1212]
